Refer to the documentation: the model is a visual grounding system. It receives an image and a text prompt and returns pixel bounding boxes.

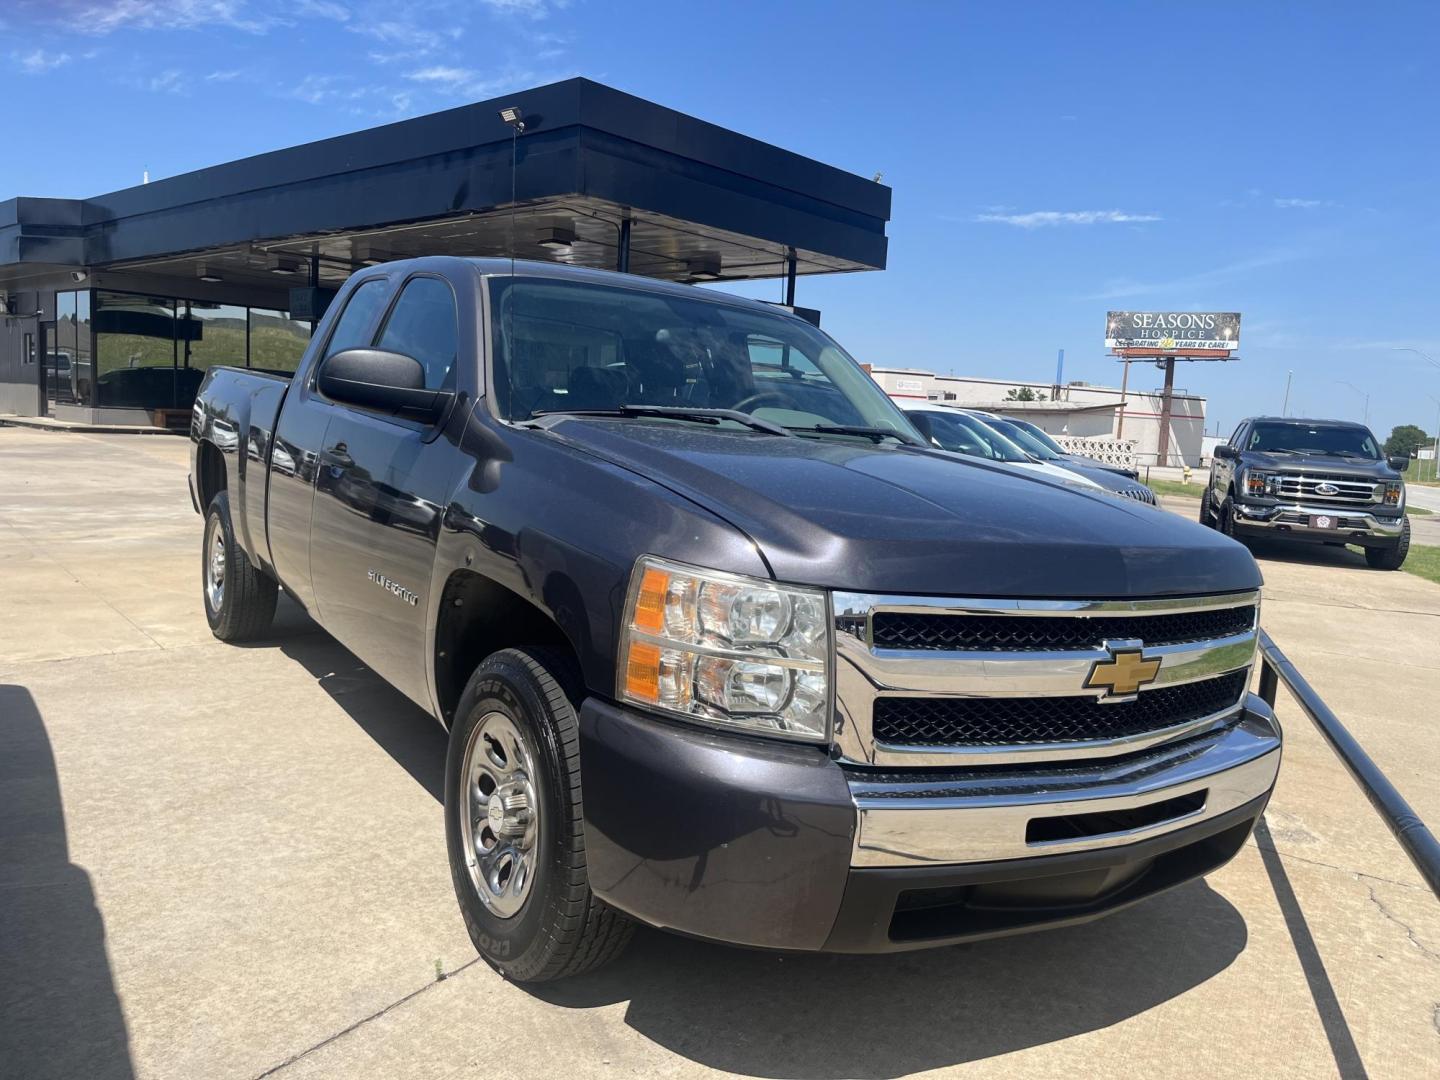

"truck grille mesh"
[871,605,1256,652]
[872,670,1249,747]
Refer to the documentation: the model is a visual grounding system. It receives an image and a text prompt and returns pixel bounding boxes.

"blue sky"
[5,0,1439,440]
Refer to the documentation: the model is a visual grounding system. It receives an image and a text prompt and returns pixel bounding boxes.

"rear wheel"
[202,492,278,641]
[1365,517,1410,570]
[444,648,633,982]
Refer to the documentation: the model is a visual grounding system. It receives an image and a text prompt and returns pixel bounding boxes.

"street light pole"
[1430,394,1440,482]
[1282,370,1293,416]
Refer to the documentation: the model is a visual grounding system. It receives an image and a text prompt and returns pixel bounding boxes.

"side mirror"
[317,348,453,423]
[1386,454,1409,472]
[1214,444,1238,460]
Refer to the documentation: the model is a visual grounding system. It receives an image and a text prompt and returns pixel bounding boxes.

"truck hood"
[1243,452,1397,479]
[545,419,1260,598]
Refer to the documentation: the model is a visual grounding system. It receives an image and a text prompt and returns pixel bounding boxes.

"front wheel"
[444,649,633,982]
[202,492,278,641]
[1365,518,1410,570]
[1199,487,1215,527]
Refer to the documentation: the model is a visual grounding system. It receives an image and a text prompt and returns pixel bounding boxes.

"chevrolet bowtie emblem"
[1085,647,1161,697]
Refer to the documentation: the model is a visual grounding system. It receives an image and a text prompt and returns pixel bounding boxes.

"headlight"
[619,556,831,742]
[1244,470,1274,497]
[1383,481,1402,506]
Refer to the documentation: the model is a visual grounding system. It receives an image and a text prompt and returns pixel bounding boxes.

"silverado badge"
[1085,646,1161,698]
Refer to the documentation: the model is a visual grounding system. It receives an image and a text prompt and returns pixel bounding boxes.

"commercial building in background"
[869,366,1207,467]
[1,78,889,428]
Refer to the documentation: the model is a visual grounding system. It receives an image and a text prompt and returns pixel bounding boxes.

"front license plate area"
[1309,514,1336,530]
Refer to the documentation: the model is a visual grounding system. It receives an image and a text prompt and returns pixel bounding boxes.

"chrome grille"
[1116,486,1157,505]
[874,671,1249,746]
[833,591,1259,767]
[1273,472,1382,505]
[872,605,1256,652]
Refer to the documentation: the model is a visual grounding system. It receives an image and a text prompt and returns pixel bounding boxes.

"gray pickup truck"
[1203,416,1411,569]
[190,256,1282,981]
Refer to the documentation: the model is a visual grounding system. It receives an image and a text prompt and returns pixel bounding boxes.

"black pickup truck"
[190,257,1281,981]
[1201,416,1411,569]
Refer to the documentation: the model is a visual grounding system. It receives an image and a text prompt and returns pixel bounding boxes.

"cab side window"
[324,279,390,360]
[375,277,458,391]
[1229,423,1246,448]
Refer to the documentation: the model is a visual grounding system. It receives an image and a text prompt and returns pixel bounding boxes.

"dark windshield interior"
[985,416,1059,460]
[1247,423,1379,458]
[1014,419,1066,455]
[921,411,1029,462]
[490,277,916,437]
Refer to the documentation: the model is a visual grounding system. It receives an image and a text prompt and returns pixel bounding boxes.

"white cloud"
[148,68,185,93]
[1273,197,1337,209]
[70,0,276,35]
[296,0,349,19]
[480,0,558,17]
[14,48,72,73]
[975,209,1162,228]
[205,68,242,81]
[406,66,474,85]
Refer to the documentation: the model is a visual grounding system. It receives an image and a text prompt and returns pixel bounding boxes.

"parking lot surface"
[2,427,1438,1079]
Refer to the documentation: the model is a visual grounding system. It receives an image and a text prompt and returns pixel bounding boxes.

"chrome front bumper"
[1232,501,1405,538]
[849,695,1281,868]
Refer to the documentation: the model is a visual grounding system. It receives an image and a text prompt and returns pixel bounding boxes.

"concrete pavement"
[2,427,1438,1080]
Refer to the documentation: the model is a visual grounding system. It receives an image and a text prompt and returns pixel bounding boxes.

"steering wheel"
[730,390,792,413]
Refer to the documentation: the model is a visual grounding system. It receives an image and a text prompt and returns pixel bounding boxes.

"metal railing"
[1257,630,1440,898]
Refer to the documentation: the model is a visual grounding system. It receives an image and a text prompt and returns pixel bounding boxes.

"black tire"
[444,648,633,982]
[202,491,278,641]
[1217,495,1237,538]
[1365,517,1410,570]
[1199,486,1215,527]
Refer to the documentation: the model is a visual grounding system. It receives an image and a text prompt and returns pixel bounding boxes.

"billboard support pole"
[1157,357,1175,467]
[1116,359,1131,440]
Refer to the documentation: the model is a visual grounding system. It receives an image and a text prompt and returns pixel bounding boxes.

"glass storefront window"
[249,308,310,373]
[74,291,94,407]
[180,302,249,403]
[49,292,78,408]
[95,292,177,409]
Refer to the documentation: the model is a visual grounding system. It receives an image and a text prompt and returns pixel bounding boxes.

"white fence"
[1056,436,1137,469]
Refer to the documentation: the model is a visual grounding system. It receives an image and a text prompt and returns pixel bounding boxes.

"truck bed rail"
[1256,629,1440,898]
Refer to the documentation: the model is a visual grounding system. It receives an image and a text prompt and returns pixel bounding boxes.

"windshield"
[1013,419,1066,455]
[1247,423,1380,458]
[920,410,1031,462]
[489,277,920,440]
[980,415,1060,460]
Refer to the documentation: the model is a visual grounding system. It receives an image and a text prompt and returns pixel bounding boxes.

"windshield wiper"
[788,424,922,445]
[532,404,794,437]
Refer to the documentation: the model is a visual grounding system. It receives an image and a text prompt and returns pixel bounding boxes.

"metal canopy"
[1,78,890,293]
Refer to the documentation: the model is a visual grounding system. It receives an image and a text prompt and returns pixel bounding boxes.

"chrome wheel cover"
[204,517,226,613]
[459,711,539,918]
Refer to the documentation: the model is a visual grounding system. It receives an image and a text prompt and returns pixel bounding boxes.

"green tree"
[1384,424,1429,457]
[1005,386,1048,402]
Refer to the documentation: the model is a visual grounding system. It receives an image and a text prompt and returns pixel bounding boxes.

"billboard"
[1106,311,1240,352]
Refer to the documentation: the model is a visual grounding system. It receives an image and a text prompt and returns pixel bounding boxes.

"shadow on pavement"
[0,685,135,1080]
[534,880,1247,1078]
[1253,818,1367,1078]
[1243,537,1374,570]
[254,598,447,802]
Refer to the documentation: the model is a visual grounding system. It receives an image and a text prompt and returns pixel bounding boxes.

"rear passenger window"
[324,279,389,360]
[375,277,458,391]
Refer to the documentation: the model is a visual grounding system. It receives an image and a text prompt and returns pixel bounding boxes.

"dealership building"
[0,78,889,429]
[869,366,1208,467]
